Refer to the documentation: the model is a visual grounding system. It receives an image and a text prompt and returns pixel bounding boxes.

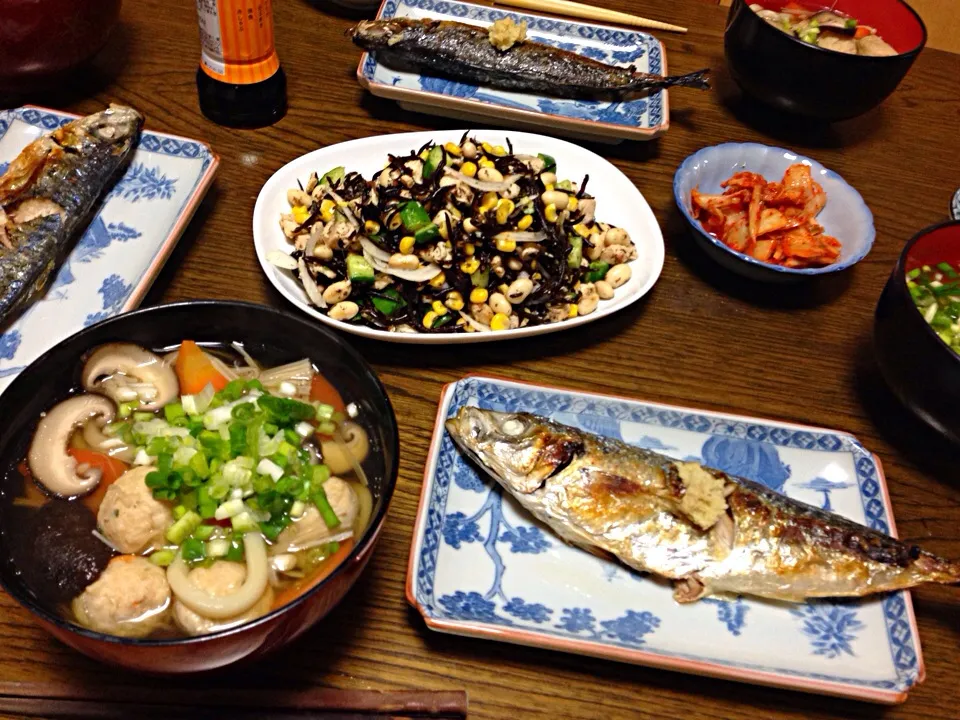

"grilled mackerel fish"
[0,105,143,327]
[446,407,960,603]
[351,18,710,100]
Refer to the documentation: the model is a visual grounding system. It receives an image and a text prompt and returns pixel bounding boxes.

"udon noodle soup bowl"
[0,301,399,672]
[724,0,926,121]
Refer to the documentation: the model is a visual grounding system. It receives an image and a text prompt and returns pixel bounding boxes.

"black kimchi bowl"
[0,301,399,672]
[724,0,926,121]
[874,221,960,445]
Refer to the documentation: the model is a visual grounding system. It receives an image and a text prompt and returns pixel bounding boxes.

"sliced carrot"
[309,373,345,412]
[854,26,871,39]
[271,539,354,610]
[68,448,129,513]
[175,340,229,395]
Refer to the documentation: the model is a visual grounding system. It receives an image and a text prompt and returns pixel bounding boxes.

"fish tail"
[631,68,711,92]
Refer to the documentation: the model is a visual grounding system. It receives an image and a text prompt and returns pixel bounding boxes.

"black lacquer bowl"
[875,222,960,445]
[724,0,926,121]
[0,301,399,672]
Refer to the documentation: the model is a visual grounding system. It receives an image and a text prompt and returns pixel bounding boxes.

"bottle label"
[196,0,280,84]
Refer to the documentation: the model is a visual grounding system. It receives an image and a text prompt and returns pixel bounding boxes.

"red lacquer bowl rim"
[891,219,960,365]
[0,300,400,648]
[732,0,928,59]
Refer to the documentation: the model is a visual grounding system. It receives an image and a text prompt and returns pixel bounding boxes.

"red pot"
[0,0,122,91]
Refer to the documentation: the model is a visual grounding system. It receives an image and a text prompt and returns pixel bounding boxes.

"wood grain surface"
[2,0,959,718]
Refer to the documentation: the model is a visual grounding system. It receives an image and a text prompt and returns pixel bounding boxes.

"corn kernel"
[320,199,336,222]
[544,203,558,223]
[573,223,592,237]
[481,141,494,154]
[445,291,464,311]
[495,237,517,253]
[491,144,507,156]
[292,205,310,224]
[364,219,381,235]
[470,288,489,304]
[419,149,429,160]
[464,242,476,256]
[432,300,447,315]
[532,272,541,280]
[568,304,578,318]
[490,313,511,331]
[544,183,554,192]
[567,195,578,212]
[460,161,477,178]
[444,142,461,156]
[479,192,498,212]
[516,215,533,231]
[498,283,509,294]
[495,198,515,225]
[422,311,437,329]
[457,318,467,326]
[478,156,495,169]
[460,258,480,274]
[399,236,416,254]
[387,212,403,230]
[429,271,446,288]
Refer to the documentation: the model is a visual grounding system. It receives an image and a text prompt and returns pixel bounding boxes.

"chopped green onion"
[166,510,202,544]
[181,537,206,562]
[312,487,340,529]
[149,549,176,567]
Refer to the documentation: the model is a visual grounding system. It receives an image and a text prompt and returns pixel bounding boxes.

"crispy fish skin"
[446,407,960,603]
[0,105,143,327]
[352,19,710,99]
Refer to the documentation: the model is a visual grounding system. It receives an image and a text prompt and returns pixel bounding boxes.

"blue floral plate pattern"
[357,0,670,143]
[0,106,218,394]
[407,375,924,703]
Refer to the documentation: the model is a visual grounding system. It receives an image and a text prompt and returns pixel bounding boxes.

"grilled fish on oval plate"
[354,0,681,143]
[253,130,664,344]
[409,375,937,703]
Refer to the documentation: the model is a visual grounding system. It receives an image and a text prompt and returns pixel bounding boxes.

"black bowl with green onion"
[0,300,398,672]
[875,220,960,444]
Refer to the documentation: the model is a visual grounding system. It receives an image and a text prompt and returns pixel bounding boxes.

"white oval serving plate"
[253,130,664,344]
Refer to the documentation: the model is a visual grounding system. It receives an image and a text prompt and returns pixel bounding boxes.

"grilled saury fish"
[352,18,710,100]
[0,105,143,327]
[446,407,960,602]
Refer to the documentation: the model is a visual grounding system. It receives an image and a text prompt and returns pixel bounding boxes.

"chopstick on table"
[492,0,688,33]
[0,682,469,719]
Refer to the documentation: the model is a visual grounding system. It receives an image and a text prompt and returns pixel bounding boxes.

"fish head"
[445,407,583,494]
[56,105,144,153]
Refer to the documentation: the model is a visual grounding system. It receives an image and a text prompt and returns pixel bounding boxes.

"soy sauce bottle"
[194,0,287,127]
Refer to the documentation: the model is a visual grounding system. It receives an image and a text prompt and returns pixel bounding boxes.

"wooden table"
[2,0,959,718]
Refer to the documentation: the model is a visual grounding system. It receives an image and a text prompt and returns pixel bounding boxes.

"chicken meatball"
[173,561,274,636]
[275,477,358,552]
[97,466,172,553]
[72,555,171,638]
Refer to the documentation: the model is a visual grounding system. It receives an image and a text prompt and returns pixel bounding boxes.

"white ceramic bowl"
[253,130,665,344]
[673,143,875,282]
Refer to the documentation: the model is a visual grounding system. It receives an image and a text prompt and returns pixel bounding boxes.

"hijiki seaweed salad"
[269,134,638,334]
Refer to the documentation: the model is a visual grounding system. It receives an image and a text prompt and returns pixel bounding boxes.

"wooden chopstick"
[493,0,688,33]
[0,682,468,719]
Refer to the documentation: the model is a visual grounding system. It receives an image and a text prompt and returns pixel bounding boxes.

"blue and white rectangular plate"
[0,105,218,394]
[357,0,670,143]
[408,375,924,703]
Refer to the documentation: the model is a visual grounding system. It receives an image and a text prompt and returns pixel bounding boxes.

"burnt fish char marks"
[445,407,960,603]
[0,105,143,327]
[351,18,710,100]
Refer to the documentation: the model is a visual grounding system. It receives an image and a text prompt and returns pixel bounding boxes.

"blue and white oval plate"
[408,375,924,703]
